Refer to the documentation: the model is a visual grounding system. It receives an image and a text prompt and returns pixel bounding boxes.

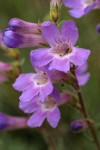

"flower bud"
[0,61,13,84]
[0,61,12,72]
[9,18,41,34]
[0,113,28,131]
[96,23,100,33]
[3,29,46,48]
[50,0,62,23]
[51,0,62,6]
[70,120,88,133]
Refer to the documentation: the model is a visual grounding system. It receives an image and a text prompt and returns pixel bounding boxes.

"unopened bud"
[96,23,100,34]
[0,113,28,131]
[9,18,41,34]
[50,0,62,23]
[3,29,46,48]
[70,120,88,133]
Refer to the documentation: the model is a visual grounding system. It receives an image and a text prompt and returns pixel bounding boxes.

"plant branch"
[71,70,100,150]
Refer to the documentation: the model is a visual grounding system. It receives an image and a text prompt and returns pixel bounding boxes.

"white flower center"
[41,96,55,109]
[83,0,95,7]
[53,42,72,57]
[34,71,48,85]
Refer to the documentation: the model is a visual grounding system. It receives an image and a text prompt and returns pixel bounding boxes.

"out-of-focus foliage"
[0,0,100,150]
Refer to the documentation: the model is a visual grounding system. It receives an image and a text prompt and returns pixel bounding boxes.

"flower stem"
[72,70,100,150]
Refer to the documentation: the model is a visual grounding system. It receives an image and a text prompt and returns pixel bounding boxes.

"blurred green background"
[0,0,100,150]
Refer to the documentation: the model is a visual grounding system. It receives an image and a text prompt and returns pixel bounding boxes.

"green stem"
[40,128,57,150]
[72,70,100,150]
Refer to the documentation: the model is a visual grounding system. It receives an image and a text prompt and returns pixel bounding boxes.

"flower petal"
[61,20,79,45]
[57,93,72,106]
[40,80,53,101]
[64,0,83,8]
[47,107,61,128]
[19,86,39,102]
[68,9,84,18]
[30,48,52,67]
[13,73,35,91]
[84,3,96,15]
[49,57,70,73]
[19,97,40,113]
[28,110,47,127]
[69,47,90,66]
[77,73,90,86]
[42,21,60,46]
[75,63,88,75]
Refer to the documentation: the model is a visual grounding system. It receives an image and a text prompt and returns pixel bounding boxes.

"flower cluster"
[3,18,90,128]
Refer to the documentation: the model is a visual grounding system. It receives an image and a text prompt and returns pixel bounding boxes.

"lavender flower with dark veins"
[19,91,71,128]
[63,0,100,18]
[13,66,53,102]
[30,20,90,73]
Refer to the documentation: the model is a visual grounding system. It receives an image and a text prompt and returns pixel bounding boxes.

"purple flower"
[3,28,46,48]
[19,91,71,128]
[9,18,41,34]
[0,112,28,131]
[13,67,53,102]
[75,63,90,86]
[63,0,99,18]
[30,20,90,73]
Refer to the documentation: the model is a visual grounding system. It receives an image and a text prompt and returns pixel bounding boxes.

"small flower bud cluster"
[3,18,90,128]
[3,18,47,48]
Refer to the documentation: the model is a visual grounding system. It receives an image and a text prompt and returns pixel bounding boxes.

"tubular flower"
[9,18,41,34]
[0,112,28,131]
[19,91,71,128]
[63,0,100,18]
[30,20,90,73]
[3,28,46,48]
[13,67,53,102]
